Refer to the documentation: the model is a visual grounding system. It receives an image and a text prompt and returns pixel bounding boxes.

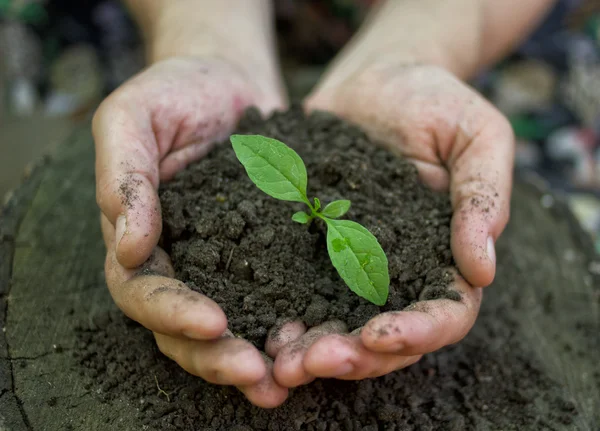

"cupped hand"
[272,62,513,386]
[93,56,288,407]
[272,272,480,386]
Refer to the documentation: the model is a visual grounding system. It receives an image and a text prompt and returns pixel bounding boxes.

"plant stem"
[304,196,314,211]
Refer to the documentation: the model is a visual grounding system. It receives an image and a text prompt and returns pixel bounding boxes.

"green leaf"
[313,197,321,211]
[325,219,389,305]
[321,200,351,219]
[292,211,311,224]
[231,135,309,204]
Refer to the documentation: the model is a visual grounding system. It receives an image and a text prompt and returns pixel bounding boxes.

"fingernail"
[116,215,127,246]
[183,312,227,340]
[332,362,354,377]
[487,236,496,266]
[183,330,204,340]
[183,326,225,340]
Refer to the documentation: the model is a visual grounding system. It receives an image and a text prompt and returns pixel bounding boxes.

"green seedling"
[230,134,390,306]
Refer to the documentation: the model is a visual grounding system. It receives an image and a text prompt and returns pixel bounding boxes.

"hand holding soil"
[307,62,514,287]
[92,57,515,408]
[93,56,292,408]
[266,63,513,388]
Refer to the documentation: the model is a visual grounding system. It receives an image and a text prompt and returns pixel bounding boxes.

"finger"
[303,334,422,380]
[274,320,347,388]
[447,99,514,287]
[93,93,163,268]
[159,140,217,181]
[406,158,450,192]
[239,355,289,408]
[361,272,482,355]
[101,214,174,277]
[265,320,307,358]
[103,215,227,339]
[115,275,228,339]
[154,333,266,386]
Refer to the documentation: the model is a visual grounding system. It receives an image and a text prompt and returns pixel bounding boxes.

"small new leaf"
[325,219,389,305]
[231,134,309,204]
[321,200,351,219]
[292,211,311,224]
[313,197,321,211]
[230,133,390,305]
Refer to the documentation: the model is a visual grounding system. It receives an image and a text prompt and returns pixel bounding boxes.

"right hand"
[272,62,511,388]
[93,56,289,407]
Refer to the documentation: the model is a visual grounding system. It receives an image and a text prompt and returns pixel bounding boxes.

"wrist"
[130,0,286,107]
[313,0,482,91]
[312,47,441,98]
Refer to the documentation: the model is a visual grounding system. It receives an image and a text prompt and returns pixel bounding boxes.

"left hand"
[94,57,289,407]
[270,62,513,386]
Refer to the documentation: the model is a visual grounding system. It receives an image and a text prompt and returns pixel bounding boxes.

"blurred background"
[0,0,599,252]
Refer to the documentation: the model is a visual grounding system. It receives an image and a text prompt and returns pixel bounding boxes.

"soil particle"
[119,174,142,210]
[159,107,458,347]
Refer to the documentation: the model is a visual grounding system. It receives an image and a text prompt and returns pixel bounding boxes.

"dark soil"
[159,107,458,347]
[73,303,577,431]
[70,109,585,430]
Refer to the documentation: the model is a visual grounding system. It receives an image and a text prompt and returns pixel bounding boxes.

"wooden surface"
[0,128,598,430]
[0,129,135,431]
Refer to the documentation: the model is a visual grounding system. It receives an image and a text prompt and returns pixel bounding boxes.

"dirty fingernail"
[370,326,404,351]
[332,362,354,377]
[183,329,205,340]
[116,215,127,246]
[487,236,496,266]
[183,326,225,340]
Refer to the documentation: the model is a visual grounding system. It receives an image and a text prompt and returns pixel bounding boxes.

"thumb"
[448,104,514,287]
[93,95,164,268]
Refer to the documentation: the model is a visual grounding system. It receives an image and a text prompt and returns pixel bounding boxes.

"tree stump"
[1,127,598,430]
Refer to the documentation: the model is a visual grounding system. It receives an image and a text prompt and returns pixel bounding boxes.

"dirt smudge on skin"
[372,322,402,339]
[144,285,194,302]
[119,174,143,210]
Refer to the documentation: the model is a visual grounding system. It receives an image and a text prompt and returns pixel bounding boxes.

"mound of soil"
[159,107,458,347]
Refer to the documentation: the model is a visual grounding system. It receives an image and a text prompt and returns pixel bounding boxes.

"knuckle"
[95,176,115,210]
[93,91,125,129]
[93,89,136,134]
